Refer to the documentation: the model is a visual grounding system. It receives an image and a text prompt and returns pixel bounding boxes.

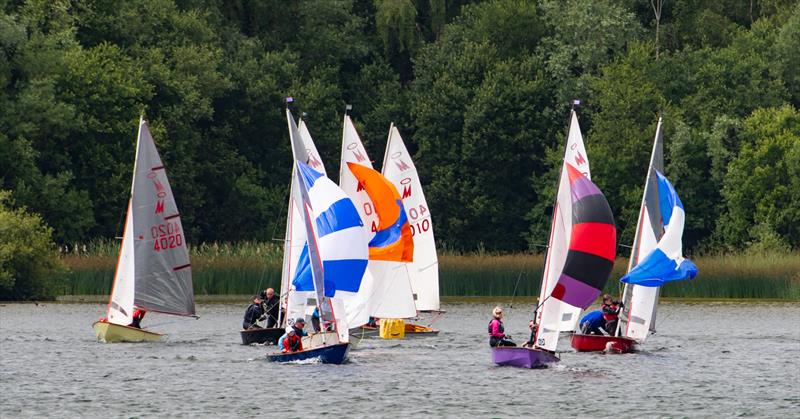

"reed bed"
[59,242,799,300]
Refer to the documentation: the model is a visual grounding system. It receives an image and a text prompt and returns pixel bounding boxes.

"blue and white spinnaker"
[621,171,698,287]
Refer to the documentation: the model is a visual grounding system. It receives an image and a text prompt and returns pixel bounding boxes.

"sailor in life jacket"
[488,306,516,347]
[601,295,623,335]
[281,326,303,353]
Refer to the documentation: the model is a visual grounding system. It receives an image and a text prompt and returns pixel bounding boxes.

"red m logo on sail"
[352,149,366,163]
[574,152,586,166]
[401,185,412,199]
[308,154,322,168]
[395,160,411,172]
[155,200,165,214]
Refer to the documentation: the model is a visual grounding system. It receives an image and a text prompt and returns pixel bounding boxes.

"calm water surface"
[1,302,798,418]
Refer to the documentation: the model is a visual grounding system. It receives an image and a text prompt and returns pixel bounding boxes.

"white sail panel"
[381,125,440,311]
[535,111,589,352]
[298,119,326,175]
[131,120,195,316]
[107,201,135,325]
[339,115,416,324]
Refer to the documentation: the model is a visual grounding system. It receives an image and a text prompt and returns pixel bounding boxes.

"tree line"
[2,0,798,263]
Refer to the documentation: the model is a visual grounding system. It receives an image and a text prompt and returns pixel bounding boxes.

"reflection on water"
[1,301,798,417]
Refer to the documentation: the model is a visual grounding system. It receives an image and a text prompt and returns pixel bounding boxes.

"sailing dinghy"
[571,117,697,353]
[93,118,195,343]
[267,161,368,364]
[493,109,617,367]
[338,114,417,337]
[240,109,327,345]
[381,124,441,336]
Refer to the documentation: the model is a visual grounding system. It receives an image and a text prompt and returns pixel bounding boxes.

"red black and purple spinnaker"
[550,163,617,309]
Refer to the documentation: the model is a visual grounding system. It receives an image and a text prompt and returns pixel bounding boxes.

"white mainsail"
[339,115,416,326]
[534,111,590,352]
[381,124,440,312]
[619,118,665,342]
[106,118,195,325]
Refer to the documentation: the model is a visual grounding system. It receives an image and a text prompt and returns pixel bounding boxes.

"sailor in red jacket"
[281,327,303,353]
[129,309,146,329]
[601,295,623,335]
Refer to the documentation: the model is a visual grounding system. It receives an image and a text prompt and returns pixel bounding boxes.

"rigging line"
[508,268,526,309]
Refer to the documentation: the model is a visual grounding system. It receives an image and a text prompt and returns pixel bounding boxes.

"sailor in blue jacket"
[579,310,606,335]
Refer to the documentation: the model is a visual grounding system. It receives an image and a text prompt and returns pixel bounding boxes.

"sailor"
[579,310,605,335]
[129,309,146,329]
[522,319,538,348]
[292,317,309,337]
[259,288,281,328]
[311,307,321,332]
[488,306,516,347]
[601,295,623,335]
[281,326,303,353]
[242,295,265,330]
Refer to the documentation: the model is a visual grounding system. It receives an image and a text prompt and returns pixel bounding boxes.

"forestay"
[339,115,417,327]
[381,125,440,312]
[535,111,591,352]
[107,118,195,325]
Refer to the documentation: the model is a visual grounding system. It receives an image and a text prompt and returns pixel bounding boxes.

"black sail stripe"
[572,194,616,225]
[561,249,615,290]
[173,263,191,271]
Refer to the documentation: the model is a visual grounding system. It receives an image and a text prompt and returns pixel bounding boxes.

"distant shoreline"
[0,295,795,304]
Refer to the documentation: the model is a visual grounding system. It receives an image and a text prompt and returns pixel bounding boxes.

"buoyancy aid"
[283,334,303,352]
[602,303,620,321]
[487,318,504,336]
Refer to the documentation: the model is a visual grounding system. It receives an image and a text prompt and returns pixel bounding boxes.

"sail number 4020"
[151,222,182,252]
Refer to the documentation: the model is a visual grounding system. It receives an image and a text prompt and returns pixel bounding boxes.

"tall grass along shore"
[57,242,799,301]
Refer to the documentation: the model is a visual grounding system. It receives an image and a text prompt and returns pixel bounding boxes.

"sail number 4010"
[151,222,182,252]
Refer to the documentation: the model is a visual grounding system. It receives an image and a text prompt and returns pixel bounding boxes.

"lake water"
[1,301,798,417]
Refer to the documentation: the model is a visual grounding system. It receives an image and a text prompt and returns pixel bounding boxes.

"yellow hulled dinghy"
[92,321,163,343]
[93,117,196,343]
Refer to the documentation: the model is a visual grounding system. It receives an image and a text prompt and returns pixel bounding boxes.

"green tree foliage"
[717,105,800,250]
[0,190,66,300]
[0,0,796,257]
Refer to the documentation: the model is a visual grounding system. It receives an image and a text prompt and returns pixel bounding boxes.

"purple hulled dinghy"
[491,347,559,369]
